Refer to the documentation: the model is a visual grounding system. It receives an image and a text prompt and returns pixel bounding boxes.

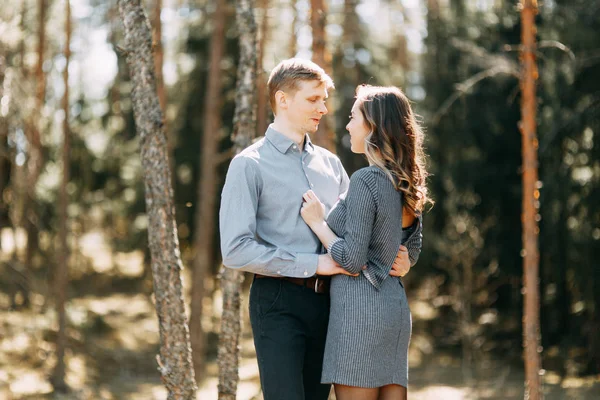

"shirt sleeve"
[328,172,376,274]
[219,156,319,278]
[402,214,423,267]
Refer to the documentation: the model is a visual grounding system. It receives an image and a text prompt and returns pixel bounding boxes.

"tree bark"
[0,53,6,250]
[25,0,47,268]
[519,1,542,399]
[189,0,227,383]
[218,0,257,398]
[309,0,335,152]
[118,1,197,398]
[51,0,71,391]
[256,0,271,136]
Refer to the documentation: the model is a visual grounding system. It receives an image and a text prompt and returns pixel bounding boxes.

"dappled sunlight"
[9,370,53,396]
[78,294,152,318]
[114,251,145,277]
[79,231,114,273]
[0,227,26,255]
[410,385,470,399]
[410,299,438,321]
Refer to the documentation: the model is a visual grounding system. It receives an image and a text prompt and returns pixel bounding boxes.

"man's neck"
[271,119,305,151]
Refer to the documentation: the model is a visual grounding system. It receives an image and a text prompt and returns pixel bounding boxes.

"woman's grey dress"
[321,166,418,388]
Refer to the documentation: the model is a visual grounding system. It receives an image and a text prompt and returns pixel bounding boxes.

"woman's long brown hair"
[355,85,433,216]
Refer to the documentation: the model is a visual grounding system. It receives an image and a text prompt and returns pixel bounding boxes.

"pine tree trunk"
[189,0,227,383]
[256,0,271,136]
[309,0,334,152]
[218,0,257,398]
[0,54,6,252]
[25,0,48,272]
[519,1,542,398]
[118,1,197,398]
[51,0,71,391]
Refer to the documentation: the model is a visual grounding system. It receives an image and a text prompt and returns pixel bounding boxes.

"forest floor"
[0,235,599,400]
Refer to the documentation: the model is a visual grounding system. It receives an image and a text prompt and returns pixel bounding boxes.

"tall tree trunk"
[51,0,71,391]
[256,0,270,136]
[309,0,334,152]
[189,0,227,383]
[26,0,47,262]
[118,1,197,398]
[218,0,257,398]
[0,53,7,252]
[520,1,542,398]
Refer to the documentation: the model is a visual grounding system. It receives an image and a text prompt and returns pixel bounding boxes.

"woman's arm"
[300,190,340,251]
[301,172,376,274]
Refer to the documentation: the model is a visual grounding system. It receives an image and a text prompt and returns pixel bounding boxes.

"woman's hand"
[300,190,326,228]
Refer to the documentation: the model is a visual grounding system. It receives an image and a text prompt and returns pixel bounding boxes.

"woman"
[300,85,432,400]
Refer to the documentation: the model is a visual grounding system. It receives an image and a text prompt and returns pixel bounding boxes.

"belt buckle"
[314,277,326,294]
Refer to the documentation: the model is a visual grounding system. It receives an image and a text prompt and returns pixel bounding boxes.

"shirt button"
[362,265,367,270]
[310,183,314,188]
[303,271,308,276]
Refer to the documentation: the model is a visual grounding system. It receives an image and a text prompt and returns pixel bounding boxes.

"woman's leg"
[334,384,379,400]
[378,384,407,400]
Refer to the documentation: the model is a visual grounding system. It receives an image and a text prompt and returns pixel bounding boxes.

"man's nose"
[319,102,328,115]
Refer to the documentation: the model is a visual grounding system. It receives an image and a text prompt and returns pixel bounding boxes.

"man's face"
[283,80,329,134]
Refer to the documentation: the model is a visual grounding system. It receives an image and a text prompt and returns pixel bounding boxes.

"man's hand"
[316,254,357,276]
[389,245,410,277]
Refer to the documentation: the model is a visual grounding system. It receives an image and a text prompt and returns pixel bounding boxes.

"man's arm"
[219,156,318,278]
[390,214,423,277]
[404,214,423,267]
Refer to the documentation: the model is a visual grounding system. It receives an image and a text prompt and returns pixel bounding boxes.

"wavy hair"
[355,85,433,215]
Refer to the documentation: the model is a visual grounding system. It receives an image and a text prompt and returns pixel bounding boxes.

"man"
[220,58,422,400]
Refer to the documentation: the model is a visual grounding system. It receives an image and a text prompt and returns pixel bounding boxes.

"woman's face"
[346,101,370,154]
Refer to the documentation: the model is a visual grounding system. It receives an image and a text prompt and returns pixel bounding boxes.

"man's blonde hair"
[267,58,334,114]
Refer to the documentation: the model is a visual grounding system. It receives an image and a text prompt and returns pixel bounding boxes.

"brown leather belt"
[254,274,330,294]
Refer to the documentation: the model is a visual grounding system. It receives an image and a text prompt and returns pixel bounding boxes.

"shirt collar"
[266,125,315,154]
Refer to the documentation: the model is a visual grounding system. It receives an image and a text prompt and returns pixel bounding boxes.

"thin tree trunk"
[218,0,257,398]
[21,0,48,307]
[189,0,227,383]
[256,0,270,136]
[520,1,542,399]
[0,53,6,252]
[26,0,48,267]
[309,0,334,152]
[51,0,71,391]
[118,1,197,398]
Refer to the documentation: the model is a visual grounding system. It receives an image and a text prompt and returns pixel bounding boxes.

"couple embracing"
[219,58,432,400]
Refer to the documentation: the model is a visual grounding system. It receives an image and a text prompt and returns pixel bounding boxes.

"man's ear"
[275,90,288,111]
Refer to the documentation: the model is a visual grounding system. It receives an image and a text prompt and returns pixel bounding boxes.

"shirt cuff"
[296,252,319,278]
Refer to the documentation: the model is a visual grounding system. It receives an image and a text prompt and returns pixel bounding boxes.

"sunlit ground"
[1,228,599,399]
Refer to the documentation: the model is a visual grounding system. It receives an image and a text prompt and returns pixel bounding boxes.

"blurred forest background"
[1,0,599,399]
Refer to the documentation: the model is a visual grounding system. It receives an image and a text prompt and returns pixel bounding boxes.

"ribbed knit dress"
[321,166,414,388]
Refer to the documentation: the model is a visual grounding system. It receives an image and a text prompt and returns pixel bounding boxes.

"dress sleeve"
[328,172,376,274]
